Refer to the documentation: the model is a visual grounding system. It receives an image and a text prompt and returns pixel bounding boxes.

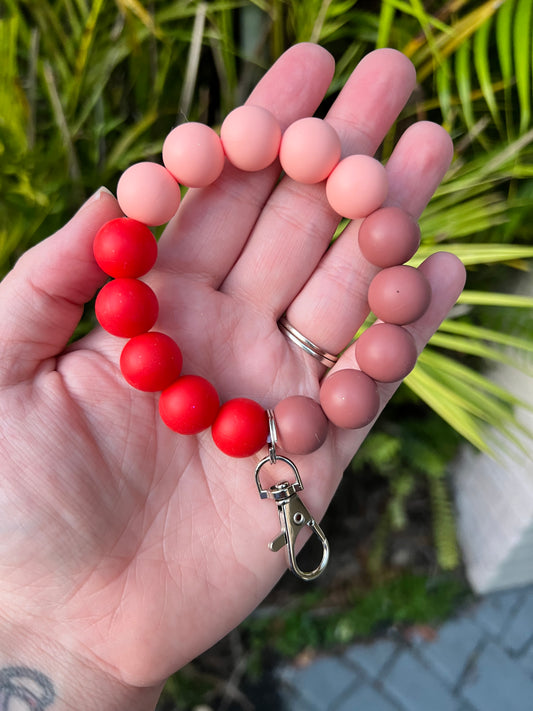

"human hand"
[0,43,465,709]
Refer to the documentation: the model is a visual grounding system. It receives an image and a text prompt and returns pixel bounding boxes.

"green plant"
[243,572,467,665]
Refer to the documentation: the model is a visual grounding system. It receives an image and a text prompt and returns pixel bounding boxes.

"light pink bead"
[326,154,388,219]
[220,105,281,172]
[279,117,341,184]
[320,369,380,429]
[162,123,225,187]
[117,162,181,226]
[274,396,328,454]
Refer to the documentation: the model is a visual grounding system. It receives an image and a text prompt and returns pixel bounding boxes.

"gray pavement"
[277,584,533,710]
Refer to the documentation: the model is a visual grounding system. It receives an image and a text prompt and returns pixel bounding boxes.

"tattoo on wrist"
[0,666,55,710]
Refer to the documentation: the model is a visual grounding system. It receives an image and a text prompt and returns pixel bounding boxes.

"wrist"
[0,619,163,711]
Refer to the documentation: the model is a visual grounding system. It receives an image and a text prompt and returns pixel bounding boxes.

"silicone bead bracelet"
[89,105,437,580]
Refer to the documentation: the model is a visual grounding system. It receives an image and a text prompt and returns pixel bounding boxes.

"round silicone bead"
[358,207,421,268]
[326,154,388,219]
[120,332,183,392]
[95,278,159,338]
[220,105,281,172]
[93,218,157,278]
[117,162,181,226]
[212,398,269,458]
[367,265,431,325]
[274,396,328,454]
[279,117,341,184]
[356,323,417,383]
[162,123,225,187]
[320,369,380,429]
[159,375,220,435]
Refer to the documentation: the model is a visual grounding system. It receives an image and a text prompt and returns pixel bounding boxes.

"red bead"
[159,375,220,435]
[93,218,157,278]
[212,398,269,458]
[120,332,182,392]
[95,278,159,337]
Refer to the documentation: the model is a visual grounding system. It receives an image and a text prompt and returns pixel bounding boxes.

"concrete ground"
[277,584,533,711]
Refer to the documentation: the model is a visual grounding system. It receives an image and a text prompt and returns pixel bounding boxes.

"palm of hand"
[0,44,465,688]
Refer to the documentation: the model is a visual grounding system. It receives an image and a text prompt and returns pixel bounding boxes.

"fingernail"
[86,186,115,205]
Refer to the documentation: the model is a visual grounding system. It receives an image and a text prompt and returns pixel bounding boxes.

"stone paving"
[277,584,533,710]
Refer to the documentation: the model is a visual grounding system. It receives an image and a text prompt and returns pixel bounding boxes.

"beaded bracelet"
[91,105,430,580]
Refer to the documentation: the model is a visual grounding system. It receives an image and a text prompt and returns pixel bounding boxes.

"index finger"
[156,43,336,284]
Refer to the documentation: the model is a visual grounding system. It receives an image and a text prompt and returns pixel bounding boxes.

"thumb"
[0,188,123,386]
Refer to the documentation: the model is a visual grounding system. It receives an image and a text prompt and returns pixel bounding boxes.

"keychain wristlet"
[91,105,433,580]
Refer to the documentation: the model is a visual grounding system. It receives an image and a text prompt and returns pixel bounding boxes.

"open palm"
[0,43,465,692]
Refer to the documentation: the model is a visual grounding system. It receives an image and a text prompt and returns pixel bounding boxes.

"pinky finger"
[331,251,466,457]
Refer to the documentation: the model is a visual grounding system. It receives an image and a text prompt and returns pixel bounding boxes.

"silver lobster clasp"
[255,455,330,582]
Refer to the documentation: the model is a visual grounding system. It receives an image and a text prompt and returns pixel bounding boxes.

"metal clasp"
[255,418,329,581]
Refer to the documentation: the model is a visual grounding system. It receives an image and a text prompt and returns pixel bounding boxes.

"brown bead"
[274,396,328,455]
[358,206,420,268]
[356,323,417,382]
[368,265,431,325]
[320,369,380,429]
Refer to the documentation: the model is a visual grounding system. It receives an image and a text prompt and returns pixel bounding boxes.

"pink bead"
[162,123,225,187]
[279,117,341,184]
[320,369,380,429]
[326,154,388,219]
[117,162,181,226]
[358,206,420,268]
[368,265,431,325]
[220,105,281,172]
[356,323,417,383]
[274,396,328,454]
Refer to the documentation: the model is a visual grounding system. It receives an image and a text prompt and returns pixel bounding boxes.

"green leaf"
[457,291,533,309]
[405,365,491,453]
[411,244,533,267]
[438,320,533,354]
[455,39,475,134]
[418,349,532,410]
[428,332,531,373]
[473,13,502,132]
[513,0,533,133]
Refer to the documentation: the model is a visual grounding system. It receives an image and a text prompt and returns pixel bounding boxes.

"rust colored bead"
[274,396,328,454]
[367,265,431,325]
[320,369,379,429]
[356,323,417,383]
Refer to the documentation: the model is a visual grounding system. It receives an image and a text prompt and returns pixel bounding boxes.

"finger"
[0,188,122,386]
[331,250,466,464]
[220,49,416,310]
[156,43,335,286]
[280,121,454,371]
